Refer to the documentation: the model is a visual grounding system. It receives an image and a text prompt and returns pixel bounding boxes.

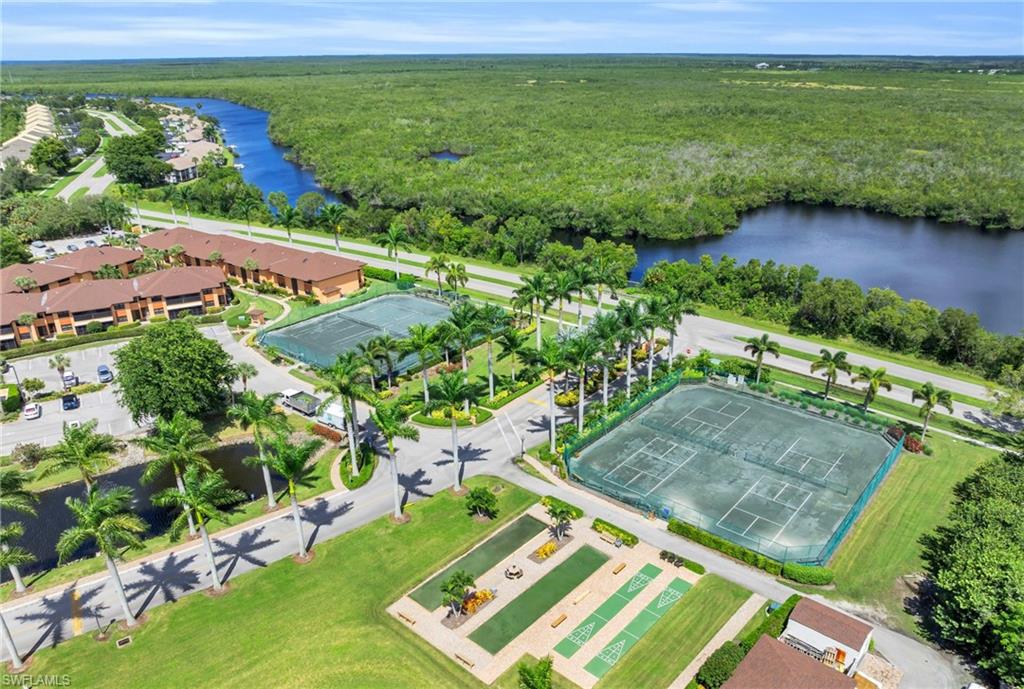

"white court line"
[717,478,762,532]
[769,490,813,544]
[821,452,846,481]
[711,404,750,440]
[646,448,697,496]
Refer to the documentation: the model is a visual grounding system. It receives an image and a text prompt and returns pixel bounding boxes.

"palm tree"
[743,334,781,384]
[434,320,456,366]
[278,205,301,244]
[852,366,892,410]
[615,301,644,399]
[426,372,481,493]
[547,501,575,541]
[567,334,601,433]
[590,311,620,406]
[370,403,420,520]
[228,391,290,509]
[569,263,595,327]
[43,420,119,489]
[98,196,130,233]
[549,271,575,332]
[0,466,37,594]
[440,570,475,618]
[356,339,383,392]
[316,351,370,475]
[56,485,146,626]
[477,304,510,400]
[320,203,346,251]
[402,323,439,403]
[153,466,245,590]
[371,333,403,389]
[810,349,851,401]
[913,382,954,440]
[176,185,197,228]
[119,182,144,218]
[531,337,566,454]
[0,608,25,670]
[425,254,449,296]
[235,196,262,238]
[376,221,411,277]
[496,327,529,384]
[48,353,70,381]
[448,302,482,412]
[641,296,669,382]
[263,436,323,559]
[662,294,698,363]
[234,362,259,391]
[135,410,214,537]
[516,273,552,349]
[445,262,469,295]
[590,254,626,311]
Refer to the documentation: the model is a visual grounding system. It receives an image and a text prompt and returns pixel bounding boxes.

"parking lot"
[28,230,124,260]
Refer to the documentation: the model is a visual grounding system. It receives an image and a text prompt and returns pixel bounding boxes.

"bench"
[599,532,618,545]
[573,591,591,605]
[397,611,416,626]
[551,613,568,628]
[455,653,476,668]
[613,563,627,575]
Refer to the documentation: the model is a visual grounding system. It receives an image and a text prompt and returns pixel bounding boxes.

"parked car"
[31,240,46,249]
[84,239,97,248]
[97,364,114,383]
[44,247,57,258]
[62,371,79,389]
[62,393,80,411]
[66,243,80,252]
[22,403,41,420]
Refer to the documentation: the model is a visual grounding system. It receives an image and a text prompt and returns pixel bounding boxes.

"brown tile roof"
[722,636,857,689]
[0,263,77,293]
[140,227,364,283]
[789,599,873,650]
[49,246,142,274]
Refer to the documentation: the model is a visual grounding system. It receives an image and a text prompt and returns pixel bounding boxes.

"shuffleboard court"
[469,545,609,655]
[410,515,547,610]
[554,563,662,658]
[583,577,692,678]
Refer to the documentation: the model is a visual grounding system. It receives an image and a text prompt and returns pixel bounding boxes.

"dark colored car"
[97,364,114,383]
[61,393,80,411]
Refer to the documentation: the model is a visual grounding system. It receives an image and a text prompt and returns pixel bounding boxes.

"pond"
[429,150,464,162]
[4,441,282,578]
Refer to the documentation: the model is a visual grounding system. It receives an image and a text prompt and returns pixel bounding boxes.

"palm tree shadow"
[18,585,108,654]
[399,467,433,510]
[301,498,353,552]
[123,552,201,613]
[437,443,491,485]
[213,526,278,581]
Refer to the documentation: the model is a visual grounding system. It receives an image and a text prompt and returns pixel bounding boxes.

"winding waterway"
[152,96,1023,333]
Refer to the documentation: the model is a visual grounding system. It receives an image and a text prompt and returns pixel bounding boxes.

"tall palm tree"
[743,334,781,384]
[549,271,575,332]
[852,366,892,410]
[263,436,323,559]
[447,302,482,412]
[590,255,626,311]
[228,391,290,509]
[426,372,481,493]
[320,203,346,251]
[235,196,262,238]
[48,353,70,381]
[57,485,146,626]
[615,300,644,399]
[278,205,301,244]
[589,311,620,406]
[567,334,601,433]
[641,296,669,382]
[515,273,551,349]
[445,262,469,295]
[370,403,420,520]
[569,263,595,327]
[176,185,196,228]
[425,254,449,296]
[477,304,510,400]
[810,349,851,401]
[43,420,119,489]
[912,382,953,440]
[135,411,214,537]
[371,333,403,389]
[402,323,439,403]
[316,351,370,475]
[433,320,456,366]
[234,362,259,391]
[119,182,144,219]
[376,221,411,277]
[531,337,566,454]
[153,466,245,591]
[496,327,529,384]
[0,466,37,594]
[356,339,383,392]
[662,294,698,363]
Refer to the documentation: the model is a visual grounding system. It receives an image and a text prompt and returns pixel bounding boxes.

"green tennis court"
[583,577,692,678]
[554,563,662,658]
[410,515,547,610]
[469,545,609,654]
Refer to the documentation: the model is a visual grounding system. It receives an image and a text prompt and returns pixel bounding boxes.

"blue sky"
[3,1,1021,61]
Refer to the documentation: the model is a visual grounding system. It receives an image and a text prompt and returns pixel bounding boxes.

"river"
[150,96,1023,333]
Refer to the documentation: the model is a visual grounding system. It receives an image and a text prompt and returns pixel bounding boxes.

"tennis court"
[583,577,692,678]
[571,384,893,563]
[259,293,451,370]
[554,563,662,659]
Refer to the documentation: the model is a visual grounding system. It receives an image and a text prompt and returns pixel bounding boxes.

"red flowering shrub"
[311,423,343,443]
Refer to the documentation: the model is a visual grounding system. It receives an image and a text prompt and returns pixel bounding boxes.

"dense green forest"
[6,56,1023,238]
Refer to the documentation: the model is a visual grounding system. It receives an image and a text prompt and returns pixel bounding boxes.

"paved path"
[56,155,116,200]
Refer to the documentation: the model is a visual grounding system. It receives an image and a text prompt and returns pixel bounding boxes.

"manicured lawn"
[67,186,89,201]
[28,477,538,688]
[410,514,548,610]
[825,433,994,635]
[469,545,609,654]
[597,575,750,688]
[493,655,578,689]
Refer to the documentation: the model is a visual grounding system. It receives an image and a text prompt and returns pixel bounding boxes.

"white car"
[22,403,42,420]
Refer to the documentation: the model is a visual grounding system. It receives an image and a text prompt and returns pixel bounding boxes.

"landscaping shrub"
[1,384,22,413]
[311,423,344,443]
[341,442,376,490]
[541,495,583,519]
[554,390,579,407]
[658,549,705,574]
[411,407,493,427]
[4,326,146,359]
[739,594,801,651]
[84,321,107,334]
[536,445,567,478]
[668,519,782,575]
[10,442,47,468]
[465,486,498,518]
[781,561,834,585]
[591,518,638,546]
[696,642,747,689]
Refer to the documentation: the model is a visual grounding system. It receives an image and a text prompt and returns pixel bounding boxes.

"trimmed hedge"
[782,561,835,585]
[739,594,801,651]
[4,324,144,359]
[659,549,706,574]
[668,519,783,575]
[696,642,746,689]
[591,518,638,547]
[340,443,377,490]
[1,384,21,413]
[410,407,493,427]
[363,265,418,283]
[541,495,584,519]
